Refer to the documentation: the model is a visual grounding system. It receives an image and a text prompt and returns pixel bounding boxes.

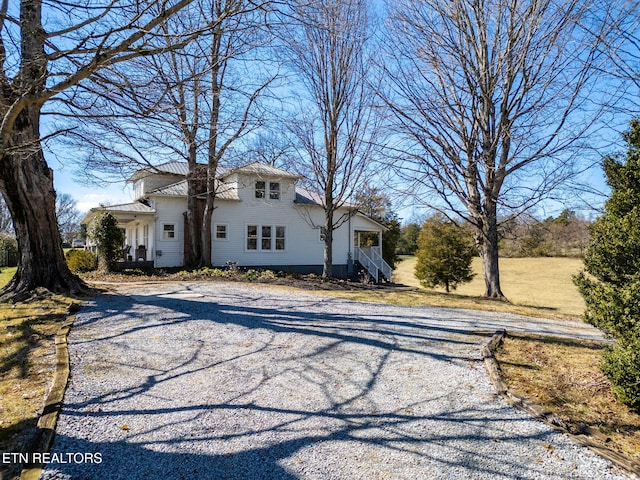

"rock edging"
[482,330,640,479]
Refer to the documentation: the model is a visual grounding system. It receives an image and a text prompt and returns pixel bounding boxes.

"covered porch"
[352,229,392,283]
[82,202,156,268]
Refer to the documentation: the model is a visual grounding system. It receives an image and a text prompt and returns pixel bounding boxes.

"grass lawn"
[0,267,78,480]
[392,256,585,317]
[0,266,16,288]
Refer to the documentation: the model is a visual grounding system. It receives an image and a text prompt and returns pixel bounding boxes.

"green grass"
[393,256,585,317]
[0,266,16,288]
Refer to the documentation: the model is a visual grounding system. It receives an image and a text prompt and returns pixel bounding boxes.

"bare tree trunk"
[323,213,334,278]
[200,169,215,267]
[0,106,85,300]
[1,0,201,299]
[476,225,504,300]
[185,164,203,268]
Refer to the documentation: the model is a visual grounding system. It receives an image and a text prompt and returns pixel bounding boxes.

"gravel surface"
[40,282,630,479]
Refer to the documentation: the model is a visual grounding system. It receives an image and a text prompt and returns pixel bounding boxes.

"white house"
[82,162,392,281]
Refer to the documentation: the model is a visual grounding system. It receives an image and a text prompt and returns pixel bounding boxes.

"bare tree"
[593,1,640,100]
[56,193,82,245]
[283,0,378,278]
[381,0,606,299]
[243,131,296,168]
[0,0,201,299]
[63,0,276,268]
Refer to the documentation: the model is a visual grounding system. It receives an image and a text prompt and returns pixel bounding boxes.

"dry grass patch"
[0,291,77,480]
[329,288,578,321]
[495,334,640,463]
[394,256,585,317]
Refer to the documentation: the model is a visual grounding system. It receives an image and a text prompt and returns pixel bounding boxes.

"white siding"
[130,170,385,271]
[210,199,355,268]
[150,197,185,268]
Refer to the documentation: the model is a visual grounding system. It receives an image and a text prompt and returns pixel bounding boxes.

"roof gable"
[146,179,240,201]
[222,162,301,180]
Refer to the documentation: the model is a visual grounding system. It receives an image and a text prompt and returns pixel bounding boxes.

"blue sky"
[51,158,133,214]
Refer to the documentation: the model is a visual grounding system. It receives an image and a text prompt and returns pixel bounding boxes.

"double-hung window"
[215,224,228,240]
[275,226,285,250]
[163,224,175,239]
[269,182,280,200]
[261,226,272,250]
[247,225,258,250]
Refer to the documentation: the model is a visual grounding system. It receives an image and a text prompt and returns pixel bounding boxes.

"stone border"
[483,330,640,479]
[19,309,77,480]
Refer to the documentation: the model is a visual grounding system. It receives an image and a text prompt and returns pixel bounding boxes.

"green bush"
[87,211,125,272]
[601,341,640,411]
[415,214,475,292]
[65,249,97,273]
[244,269,260,281]
[574,119,640,412]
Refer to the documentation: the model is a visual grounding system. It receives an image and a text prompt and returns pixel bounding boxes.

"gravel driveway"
[41,282,629,479]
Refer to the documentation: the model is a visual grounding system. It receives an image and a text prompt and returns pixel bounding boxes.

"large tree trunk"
[0,106,86,300]
[185,163,204,268]
[479,237,504,300]
[475,211,506,300]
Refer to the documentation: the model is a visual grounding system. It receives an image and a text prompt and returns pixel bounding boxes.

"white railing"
[354,246,393,283]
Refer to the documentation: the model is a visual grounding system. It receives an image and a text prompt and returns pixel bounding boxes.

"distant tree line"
[397,208,590,260]
[498,210,591,258]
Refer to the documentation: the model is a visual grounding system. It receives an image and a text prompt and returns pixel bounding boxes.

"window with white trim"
[215,224,228,240]
[269,182,280,200]
[163,224,175,239]
[276,226,285,250]
[255,180,281,200]
[246,224,286,251]
[247,225,258,250]
[261,226,272,250]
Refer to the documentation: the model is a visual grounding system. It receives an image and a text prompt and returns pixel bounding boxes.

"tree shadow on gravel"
[40,407,569,480]
[40,286,611,479]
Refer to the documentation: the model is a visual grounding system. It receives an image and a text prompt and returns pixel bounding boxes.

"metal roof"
[128,161,302,184]
[223,162,302,180]
[294,187,323,206]
[147,179,241,201]
[81,201,155,224]
[294,187,358,209]
[127,161,192,182]
[104,202,156,213]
